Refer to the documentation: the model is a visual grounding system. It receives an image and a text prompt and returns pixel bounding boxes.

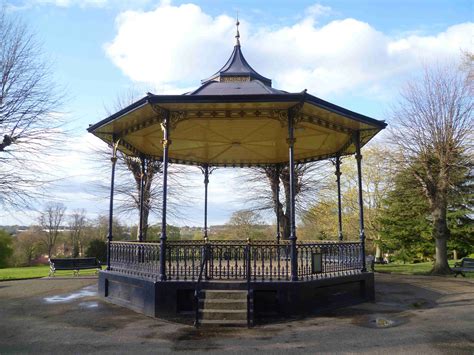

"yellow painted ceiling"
[91,100,382,166]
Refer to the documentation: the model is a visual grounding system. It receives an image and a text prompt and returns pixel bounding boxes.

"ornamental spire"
[235,14,240,46]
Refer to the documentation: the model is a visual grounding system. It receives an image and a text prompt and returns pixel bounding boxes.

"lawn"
[0,265,98,281]
[375,260,473,278]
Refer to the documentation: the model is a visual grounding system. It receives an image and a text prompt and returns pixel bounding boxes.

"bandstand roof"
[88,24,386,167]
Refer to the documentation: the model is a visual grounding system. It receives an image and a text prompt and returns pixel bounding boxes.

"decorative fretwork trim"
[219,76,251,82]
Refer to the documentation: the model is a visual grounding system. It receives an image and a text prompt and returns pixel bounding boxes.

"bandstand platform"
[88,20,385,326]
[99,240,374,326]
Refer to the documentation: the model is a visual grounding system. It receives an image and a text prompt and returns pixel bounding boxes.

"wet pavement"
[0,274,473,354]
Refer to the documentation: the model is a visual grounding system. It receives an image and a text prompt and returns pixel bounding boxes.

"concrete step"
[201,290,247,300]
[196,289,251,327]
[199,319,248,326]
[199,299,247,311]
[199,309,248,321]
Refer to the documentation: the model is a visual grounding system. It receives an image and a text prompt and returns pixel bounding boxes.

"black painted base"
[98,271,374,323]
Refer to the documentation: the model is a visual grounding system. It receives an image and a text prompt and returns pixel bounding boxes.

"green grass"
[375,260,474,278]
[0,265,98,281]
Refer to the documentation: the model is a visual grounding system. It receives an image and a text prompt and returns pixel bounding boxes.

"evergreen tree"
[447,167,474,259]
[380,166,473,262]
[379,170,432,262]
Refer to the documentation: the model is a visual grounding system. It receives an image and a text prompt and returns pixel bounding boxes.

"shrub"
[0,230,14,268]
[85,239,107,262]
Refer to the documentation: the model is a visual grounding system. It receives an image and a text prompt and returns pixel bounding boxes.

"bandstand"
[87,22,386,326]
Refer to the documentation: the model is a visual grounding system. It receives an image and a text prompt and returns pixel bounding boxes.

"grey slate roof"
[188,79,287,95]
[195,43,272,93]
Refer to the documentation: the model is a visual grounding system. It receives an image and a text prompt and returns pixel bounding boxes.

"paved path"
[0,274,473,354]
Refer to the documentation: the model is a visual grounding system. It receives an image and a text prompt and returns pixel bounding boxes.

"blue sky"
[2,0,472,226]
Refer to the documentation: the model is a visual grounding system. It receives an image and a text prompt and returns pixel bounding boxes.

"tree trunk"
[282,177,291,240]
[375,244,382,263]
[72,243,79,258]
[453,249,458,261]
[280,210,290,240]
[430,200,452,275]
[142,207,149,241]
[266,167,291,240]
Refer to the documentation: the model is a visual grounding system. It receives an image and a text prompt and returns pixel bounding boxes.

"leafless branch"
[0,8,65,209]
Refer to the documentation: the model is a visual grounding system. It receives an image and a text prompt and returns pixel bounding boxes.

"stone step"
[199,319,248,326]
[199,299,247,311]
[199,309,248,321]
[201,290,247,300]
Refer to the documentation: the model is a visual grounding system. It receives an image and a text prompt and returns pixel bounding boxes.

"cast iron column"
[203,164,209,239]
[354,131,367,272]
[288,111,298,281]
[335,156,343,241]
[106,139,118,271]
[138,156,146,242]
[160,111,171,281]
[275,164,281,244]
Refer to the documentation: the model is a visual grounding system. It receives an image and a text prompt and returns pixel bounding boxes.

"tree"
[340,146,395,259]
[12,227,42,266]
[446,165,473,259]
[69,209,86,257]
[300,145,395,255]
[379,169,433,263]
[146,224,181,241]
[0,229,13,268]
[226,210,268,240]
[100,91,193,240]
[379,165,473,262]
[89,215,127,241]
[118,156,160,240]
[0,8,63,209]
[85,239,107,263]
[300,198,341,240]
[239,162,329,240]
[390,64,473,274]
[39,203,66,258]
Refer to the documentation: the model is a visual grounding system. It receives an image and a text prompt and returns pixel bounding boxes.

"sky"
[1,0,472,227]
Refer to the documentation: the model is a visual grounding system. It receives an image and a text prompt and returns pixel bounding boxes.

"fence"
[109,240,362,281]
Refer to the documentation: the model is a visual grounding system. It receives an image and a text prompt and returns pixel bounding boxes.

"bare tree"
[39,203,66,258]
[0,8,63,209]
[239,162,330,239]
[69,209,86,257]
[390,63,473,274]
[95,91,194,240]
[461,50,473,83]
[13,227,42,266]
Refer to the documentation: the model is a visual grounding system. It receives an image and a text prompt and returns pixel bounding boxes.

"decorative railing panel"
[296,242,362,280]
[207,241,248,280]
[250,243,291,281]
[109,240,362,282]
[166,242,204,281]
[109,241,160,279]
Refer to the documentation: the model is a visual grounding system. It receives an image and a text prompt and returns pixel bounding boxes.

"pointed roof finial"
[235,13,240,46]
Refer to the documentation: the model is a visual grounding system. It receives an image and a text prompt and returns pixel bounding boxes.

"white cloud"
[105,3,472,97]
[305,3,332,19]
[106,3,235,88]
[8,0,152,10]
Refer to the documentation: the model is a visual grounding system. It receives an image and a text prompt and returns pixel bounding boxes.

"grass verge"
[0,265,98,281]
[375,260,473,278]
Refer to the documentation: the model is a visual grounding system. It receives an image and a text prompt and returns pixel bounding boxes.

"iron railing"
[194,241,208,327]
[109,240,363,281]
[296,242,362,280]
[109,241,160,279]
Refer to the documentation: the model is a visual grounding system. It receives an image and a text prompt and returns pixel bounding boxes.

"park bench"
[49,257,102,277]
[452,258,474,277]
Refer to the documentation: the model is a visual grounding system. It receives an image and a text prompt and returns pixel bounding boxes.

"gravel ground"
[0,273,473,354]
